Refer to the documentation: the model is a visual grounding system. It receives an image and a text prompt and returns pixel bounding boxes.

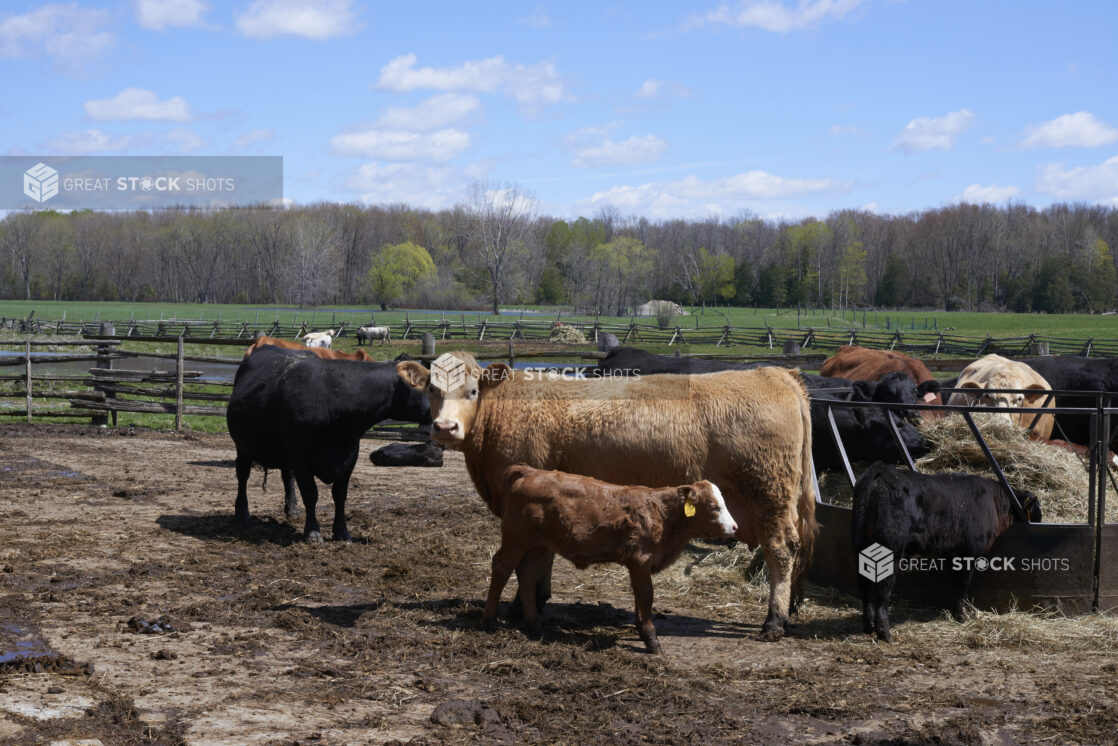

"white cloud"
[1037,156,1118,204]
[134,0,210,30]
[829,124,860,135]
[374,93,481,132]
[1020,112,1118,149]
[346,162,468,210]
[330,129,471,161]
[0,4,114,72]
[582,169,842,216]
[375,53,564,106]
[516,6,550,28]
[635,78,691,98]
[84,88,192,122]
[688,0,866,32]
[959,184,1020,204]
[166,128,206,153]
[234,128,275,151]
[43,129,135,154]
[891,109,974,153]
[235,0,358,40]
[572,135,668,168]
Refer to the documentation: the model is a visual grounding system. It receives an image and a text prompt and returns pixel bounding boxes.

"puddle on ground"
[0,622,91,675]
[0,455,94,484]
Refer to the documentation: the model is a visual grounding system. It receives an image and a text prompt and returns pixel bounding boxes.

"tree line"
[1,186,1116,315]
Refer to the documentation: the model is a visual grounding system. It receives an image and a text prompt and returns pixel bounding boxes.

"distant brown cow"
[486,465,738,653]
[245,336,373,361]
[821,345,943,415]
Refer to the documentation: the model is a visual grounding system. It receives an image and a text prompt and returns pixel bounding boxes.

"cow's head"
[960,379,1049,413]
[681,481,738,538]
[396,352,511,447]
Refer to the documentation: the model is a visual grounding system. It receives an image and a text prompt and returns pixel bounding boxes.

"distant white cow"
[303,330,335,349]
[356,325,391,346]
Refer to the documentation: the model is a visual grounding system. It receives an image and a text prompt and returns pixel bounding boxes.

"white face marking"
[707,483,738,535]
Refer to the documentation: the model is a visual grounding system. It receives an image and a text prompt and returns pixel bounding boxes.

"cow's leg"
[628,564,661,654]
[510,547,553,621]
[293,470,323,544]
[329,452,359,543]
[234,453,252,524]
[948,567,974,622]
[758,521,799,642]
[281,467,298,519]
[873,572,895,642]
[858,575,875,634]
[484,544,522,632]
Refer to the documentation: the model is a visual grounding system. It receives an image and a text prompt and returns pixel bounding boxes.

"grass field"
[2,299,1118,339]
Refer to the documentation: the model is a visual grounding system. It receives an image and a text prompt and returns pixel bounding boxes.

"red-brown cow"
[487,465,738,653]
[821,345,944,415]
[245,336,374,361]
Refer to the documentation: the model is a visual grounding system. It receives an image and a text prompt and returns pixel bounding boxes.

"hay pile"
[914,413,1118,524]
[548,323,587,344]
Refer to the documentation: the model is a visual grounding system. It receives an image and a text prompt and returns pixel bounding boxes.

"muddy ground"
[0,423,1114,745]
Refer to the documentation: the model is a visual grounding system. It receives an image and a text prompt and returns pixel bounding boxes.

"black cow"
[595,346,769,375]
[1019,357,1118,447]
[852,463,1041,641]
[596,348,929,470]
[370,440,445,467]
[227,345,431,543]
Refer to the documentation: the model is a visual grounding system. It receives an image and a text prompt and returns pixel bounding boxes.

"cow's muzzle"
[432,419,462,443]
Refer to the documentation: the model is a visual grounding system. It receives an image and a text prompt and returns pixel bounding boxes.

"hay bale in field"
[547,323,587,344]
[914,413,1117,524]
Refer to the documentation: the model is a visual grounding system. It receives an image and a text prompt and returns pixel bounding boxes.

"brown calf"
[485,464,739,654]
[245,336,373,361]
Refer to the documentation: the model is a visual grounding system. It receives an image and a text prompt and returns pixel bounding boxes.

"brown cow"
[397,351,815,641]
[245,336,373,361]
[821,345,944,415]
[487,465,738,653]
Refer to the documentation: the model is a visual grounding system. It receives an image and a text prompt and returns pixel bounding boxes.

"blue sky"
[2,0,1117,219]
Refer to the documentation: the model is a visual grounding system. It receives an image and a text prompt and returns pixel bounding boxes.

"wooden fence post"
[24,341,31,423]
[175,336,184,432]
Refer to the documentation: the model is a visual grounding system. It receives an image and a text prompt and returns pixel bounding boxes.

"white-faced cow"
[397,351,815,641]
[357,325,391,346]
[947,354,1056,440]
[303,330,335,348]
[227,345,431,542]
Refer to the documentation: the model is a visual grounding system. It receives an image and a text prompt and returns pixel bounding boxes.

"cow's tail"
[791,370,818,610]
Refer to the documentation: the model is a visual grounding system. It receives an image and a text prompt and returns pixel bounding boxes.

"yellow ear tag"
[684,499,696,518]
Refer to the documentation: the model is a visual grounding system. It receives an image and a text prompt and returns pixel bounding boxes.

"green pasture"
[2,300,1118,339]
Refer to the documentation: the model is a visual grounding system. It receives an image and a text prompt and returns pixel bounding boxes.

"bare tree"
[465,181,535,314]
[2,212,38,300]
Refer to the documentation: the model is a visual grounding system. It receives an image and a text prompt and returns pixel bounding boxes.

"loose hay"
[914,413,1118,524]
[547,323,587,344]
[918,607,1118,652]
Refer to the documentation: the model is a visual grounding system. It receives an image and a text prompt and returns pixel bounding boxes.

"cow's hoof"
[234,512,251,526]
[643,639,662,655]
[333,531,352,543]
[483,617,498,633]
[525,620,543,639]
[305,531,325,545]
[757,622,785,642]
[877,630,892,643]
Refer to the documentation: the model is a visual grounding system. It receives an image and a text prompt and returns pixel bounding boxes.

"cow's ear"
[396,361,430,390]
[1023,383,1051,405]
[678,485,698,517]
[481,363,512,389]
